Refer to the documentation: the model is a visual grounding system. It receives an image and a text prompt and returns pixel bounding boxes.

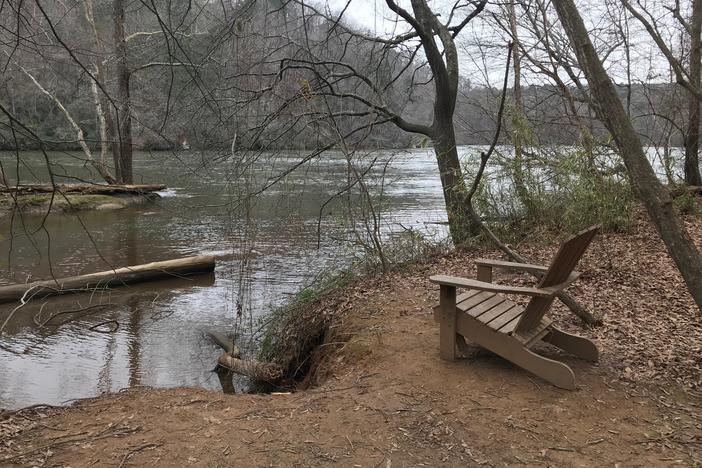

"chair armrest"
[475,258,549,274]
[429,275,555,297]
[475,258,581,281]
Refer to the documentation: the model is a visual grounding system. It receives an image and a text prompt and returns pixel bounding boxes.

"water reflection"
[0,149,450,409]
[126,297,142,387]
[0,146,682,409]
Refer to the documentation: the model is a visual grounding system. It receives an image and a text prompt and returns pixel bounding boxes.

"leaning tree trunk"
[113,0,134,184]
[433,123,478,245]
[685,0,702,186]
[553,0,702,312]
[409,0,481,245]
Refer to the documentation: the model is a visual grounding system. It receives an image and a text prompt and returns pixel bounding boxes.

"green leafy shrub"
[673,192,699,215]
[471,144,633,242]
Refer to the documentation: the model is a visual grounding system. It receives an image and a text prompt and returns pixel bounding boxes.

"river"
[0,148,454,409]
[0,145,681,409]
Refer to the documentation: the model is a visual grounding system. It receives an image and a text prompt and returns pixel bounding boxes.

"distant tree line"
[0,1,691,155]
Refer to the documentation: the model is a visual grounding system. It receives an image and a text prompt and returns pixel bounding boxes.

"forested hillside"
[0,0,689,152]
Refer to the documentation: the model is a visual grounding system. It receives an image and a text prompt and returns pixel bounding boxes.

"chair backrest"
[514,225,599,335]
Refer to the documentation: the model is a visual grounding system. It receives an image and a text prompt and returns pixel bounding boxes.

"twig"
[117,443,161,468]
[34,304,110,327]
[2,425,140,462]
[460,43,601,327]
[467,41,513,204]
[548,446,576,452]
[0,404,57,422]
[0,286,41,335]
[88,320,119,333]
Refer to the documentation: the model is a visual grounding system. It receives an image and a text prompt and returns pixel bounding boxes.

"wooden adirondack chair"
[430,226,599,389]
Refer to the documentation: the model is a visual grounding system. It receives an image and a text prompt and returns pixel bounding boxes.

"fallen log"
[206,330,241,357]
[207,331,282,384]
[217,352,284,383]
[1,183,166,196]
[0,256,215,304]
[669,185,702,198]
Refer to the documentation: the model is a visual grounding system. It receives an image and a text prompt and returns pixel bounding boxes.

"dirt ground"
[2,211,702,466]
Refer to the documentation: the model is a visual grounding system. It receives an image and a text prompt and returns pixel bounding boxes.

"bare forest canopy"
[0,0,692,153]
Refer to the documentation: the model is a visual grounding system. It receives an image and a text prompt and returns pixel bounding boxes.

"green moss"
[16,194,52,207]
[63,194,120,209]
[0,193,151,216]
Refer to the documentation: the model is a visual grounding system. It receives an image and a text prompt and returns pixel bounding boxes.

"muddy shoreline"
[2,208,702,465]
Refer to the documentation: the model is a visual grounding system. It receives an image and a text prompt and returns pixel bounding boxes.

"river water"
[0,145,681,409]
[0,148,454,409]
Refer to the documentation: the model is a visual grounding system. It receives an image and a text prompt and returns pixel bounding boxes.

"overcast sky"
[320,0,678,87]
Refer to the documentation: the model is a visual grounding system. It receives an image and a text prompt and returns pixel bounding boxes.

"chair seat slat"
[456,289,482,305]
[461,295,507,318]
[458,291,496,310]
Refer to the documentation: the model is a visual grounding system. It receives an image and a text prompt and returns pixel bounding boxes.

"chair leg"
[458,318,576,389]
[456,334,472,356]
[439,285,457,361]
[505,344,576,390]
[543,326,598,362]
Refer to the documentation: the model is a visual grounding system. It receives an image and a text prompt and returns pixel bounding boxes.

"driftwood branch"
[207,331,283,384]
[206,331,240,357]
[217,353,284,383]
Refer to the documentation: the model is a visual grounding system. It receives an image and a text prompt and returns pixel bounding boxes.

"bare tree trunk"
[85,0,121,183]
[553,0,702,312]
[507,0,533,214]
[15,64,116,183]
[404,0,483,244]
[434,124,478,244]
[88,76,117,184]
[113,0,134,184]
[686,0,702,186]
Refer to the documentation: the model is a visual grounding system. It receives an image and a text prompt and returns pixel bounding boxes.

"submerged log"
[0,256,215,304]
[1,183,166,196]
[217,353,284,383]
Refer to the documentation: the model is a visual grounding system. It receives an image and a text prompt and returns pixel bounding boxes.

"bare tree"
[113,0,133,184]
[687,0,702,185]
[553,0,702,312]
[250,0,488,244]
[620,0,702,185]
